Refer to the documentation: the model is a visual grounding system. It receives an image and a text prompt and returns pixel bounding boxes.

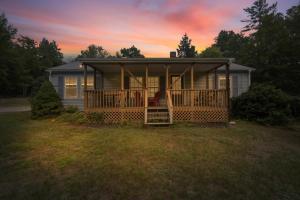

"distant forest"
[0,0,299,96]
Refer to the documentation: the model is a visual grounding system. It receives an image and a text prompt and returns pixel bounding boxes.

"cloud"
[1,0,293,57]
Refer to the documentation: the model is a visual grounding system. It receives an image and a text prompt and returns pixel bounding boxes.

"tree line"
[0,0,299,97]
[176,1,300,96]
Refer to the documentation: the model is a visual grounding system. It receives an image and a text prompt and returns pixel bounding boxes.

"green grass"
[0,112,300,200]
[0,97,29,107]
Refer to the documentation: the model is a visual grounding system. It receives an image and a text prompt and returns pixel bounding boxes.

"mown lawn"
[0,112,300,200]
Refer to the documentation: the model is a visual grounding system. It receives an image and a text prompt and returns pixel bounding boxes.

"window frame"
[218,76,233,97]
[147,76,160,97]
[80,75,94,98]
[64,76,78,99]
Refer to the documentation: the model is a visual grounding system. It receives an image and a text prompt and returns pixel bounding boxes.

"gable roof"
[218,63,255,71]
[46,61,93,72]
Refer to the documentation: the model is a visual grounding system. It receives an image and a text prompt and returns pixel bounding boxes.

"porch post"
[93,68,97,90]
[121,64,124,90]
[165,65,169,90]
[120,64,124,108]
[206,73,209,89]
[145,65,149,89]
[190,64,194,107]
[214,69,217,89]
[190,64,194,89]
[84,64,87,110]
[226,63,230,120]
[144,65,149,124]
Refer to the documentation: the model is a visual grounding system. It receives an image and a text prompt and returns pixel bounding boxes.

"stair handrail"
[144,89,148,124]
[166,89,173,124]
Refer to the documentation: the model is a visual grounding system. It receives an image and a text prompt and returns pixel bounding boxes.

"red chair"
[148,91,161,106]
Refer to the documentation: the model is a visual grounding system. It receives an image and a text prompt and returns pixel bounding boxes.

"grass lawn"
[0,112,300,200]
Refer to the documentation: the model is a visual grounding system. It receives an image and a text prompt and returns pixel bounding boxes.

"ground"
[0,111,300,199]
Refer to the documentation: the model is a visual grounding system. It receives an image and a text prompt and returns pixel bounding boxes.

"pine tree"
[177,33,197,58]
[242,0,277,32]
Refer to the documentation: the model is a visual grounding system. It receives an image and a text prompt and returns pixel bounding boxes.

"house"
[47,58,255,125]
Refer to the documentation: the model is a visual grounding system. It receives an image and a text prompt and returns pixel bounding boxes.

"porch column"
[226,63,230,120]
[190,64,194,107]
[206,73,209,89]
[120,64,125,108]
[93,68,97,90]
[120,64,124,90]
[145,65,149,89]
[165,65,169,90]
[144,65,149,124]
[214,69,217,89]
[84,64,87,110]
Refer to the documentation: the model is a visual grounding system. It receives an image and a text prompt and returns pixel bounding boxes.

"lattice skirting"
[173,107,228,123]
[85,108,144,123]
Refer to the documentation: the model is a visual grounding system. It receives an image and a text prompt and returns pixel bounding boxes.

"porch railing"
[84,89,228,109]
[169,89,228,108]
[84,89,145,109]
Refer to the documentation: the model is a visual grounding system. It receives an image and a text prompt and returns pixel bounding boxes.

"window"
[218,76,233,97]
[80,76,94,98]
[148,77,159,97]
[64,76,78,99]
[130,77,143,89]
[171,75,182,90]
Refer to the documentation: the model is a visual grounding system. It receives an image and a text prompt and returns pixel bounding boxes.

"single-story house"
[47,58,255,125]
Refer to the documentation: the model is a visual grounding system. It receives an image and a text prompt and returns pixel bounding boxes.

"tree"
[199,46,223,58]
[31,80,63,118]
[118,45,144,58]
[0,13,18,95]
[213,30,249,62]
[177,33,197,57]
[77,44,110,58]
[38,38,63,69]
[242,0,277,32]
[16,36,41,95]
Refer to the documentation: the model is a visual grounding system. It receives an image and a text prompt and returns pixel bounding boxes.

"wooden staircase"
[144,90,173,126]
[145,107,172,125]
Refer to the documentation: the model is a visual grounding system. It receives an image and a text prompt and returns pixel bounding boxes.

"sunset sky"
[0,0,298,58]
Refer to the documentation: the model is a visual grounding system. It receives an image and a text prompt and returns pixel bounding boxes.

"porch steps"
[145,107,172,125]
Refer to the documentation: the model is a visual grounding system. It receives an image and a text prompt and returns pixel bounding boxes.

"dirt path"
[0,106,31,113]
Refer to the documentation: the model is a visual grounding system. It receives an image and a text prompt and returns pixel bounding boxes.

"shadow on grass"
[0,112,300,200]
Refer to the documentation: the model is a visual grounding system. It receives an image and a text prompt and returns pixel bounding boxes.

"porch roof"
[78,58,234,73]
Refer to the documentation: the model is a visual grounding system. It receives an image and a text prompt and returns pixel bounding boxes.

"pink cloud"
[1,0,280,57]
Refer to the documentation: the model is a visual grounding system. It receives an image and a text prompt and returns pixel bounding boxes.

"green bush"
[232,84,291,125]
[290,97,300,118]
[58,112,88,124]
[58,111,104,125]
[86,112,104,124]
[64,105,79,113]
[31,81,63,119]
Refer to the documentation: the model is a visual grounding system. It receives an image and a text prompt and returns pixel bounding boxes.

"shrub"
[290,97,300,118]
[232,84,291,125]
[58,111,104,125]
[64,105,79,113]
[31,81,63,119]
[58,112,88,124]
[86,112,104,124]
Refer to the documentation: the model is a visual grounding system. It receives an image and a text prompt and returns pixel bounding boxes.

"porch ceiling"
[78,58,234,73]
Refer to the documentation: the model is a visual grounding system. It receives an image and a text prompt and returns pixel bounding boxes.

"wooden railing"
[166,90,173,124]
[169,89,228,108]
[84,89,228,110]
[84,89,145,109]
